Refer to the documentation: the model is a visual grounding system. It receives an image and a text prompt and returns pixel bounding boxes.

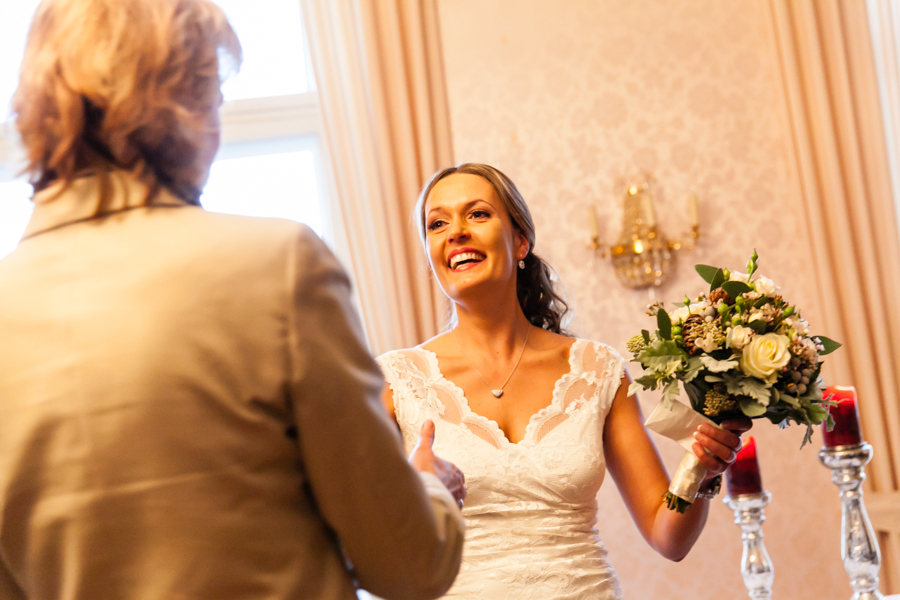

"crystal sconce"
[589,173,699,288]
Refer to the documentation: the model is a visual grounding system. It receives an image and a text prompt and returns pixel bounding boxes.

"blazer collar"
[23,170,190,240]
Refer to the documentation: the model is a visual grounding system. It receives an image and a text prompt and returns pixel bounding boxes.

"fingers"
[437,457,467,506]
[720,417,753,434]
[693,423,744,474]
[418,419,436,447]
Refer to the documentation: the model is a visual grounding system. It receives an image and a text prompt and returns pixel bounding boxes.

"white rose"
[728,325,754,350]
[754,276,779,297]
[729,271,750,283]
[740,333,791,382]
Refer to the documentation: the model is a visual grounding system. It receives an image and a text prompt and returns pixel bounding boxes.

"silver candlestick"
[819,443,884,600]
[724,491,775,599]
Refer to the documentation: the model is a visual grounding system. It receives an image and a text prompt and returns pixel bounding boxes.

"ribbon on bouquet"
[645,399,722,512]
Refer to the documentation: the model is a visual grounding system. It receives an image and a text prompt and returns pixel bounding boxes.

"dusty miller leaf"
[682,357,704,383]
[699,354,739,373]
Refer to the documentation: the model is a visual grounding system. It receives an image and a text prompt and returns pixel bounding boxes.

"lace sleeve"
[375,351,402,423]
[581,341,627,418]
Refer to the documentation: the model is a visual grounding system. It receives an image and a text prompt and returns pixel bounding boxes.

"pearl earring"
[518,260,525,269]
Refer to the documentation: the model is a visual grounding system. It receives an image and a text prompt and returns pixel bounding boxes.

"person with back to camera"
[0,1,466,598]
[376,163,752,599]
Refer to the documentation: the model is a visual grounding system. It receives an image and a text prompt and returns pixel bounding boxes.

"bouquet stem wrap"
[667,452,707,512]
[645,399,720,513]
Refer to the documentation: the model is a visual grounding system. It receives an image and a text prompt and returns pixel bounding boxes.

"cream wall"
[436,0,849,598]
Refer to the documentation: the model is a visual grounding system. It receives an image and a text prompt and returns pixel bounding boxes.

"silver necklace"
[450,325,531,398]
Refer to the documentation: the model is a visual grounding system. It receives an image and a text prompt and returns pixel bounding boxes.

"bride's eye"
[470,209,490,219]
[427,218,446,231]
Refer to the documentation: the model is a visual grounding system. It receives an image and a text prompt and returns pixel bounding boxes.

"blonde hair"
[13,0,241,203]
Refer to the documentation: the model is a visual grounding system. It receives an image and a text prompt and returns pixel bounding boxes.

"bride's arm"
[381,385,399,424]
[603,371,749,561]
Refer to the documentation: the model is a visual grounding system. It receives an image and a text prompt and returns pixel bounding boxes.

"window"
[0,0,332,259]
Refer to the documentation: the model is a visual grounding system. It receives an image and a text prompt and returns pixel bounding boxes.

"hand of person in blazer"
[409,420,467,507]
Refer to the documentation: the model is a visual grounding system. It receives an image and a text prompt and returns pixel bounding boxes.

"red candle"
[726,435,763,496]
[822,386,863,447]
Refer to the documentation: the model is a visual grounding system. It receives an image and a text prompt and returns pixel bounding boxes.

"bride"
[376,163,750,599]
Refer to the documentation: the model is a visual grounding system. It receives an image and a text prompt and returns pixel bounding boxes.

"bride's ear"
[514,230,529,261]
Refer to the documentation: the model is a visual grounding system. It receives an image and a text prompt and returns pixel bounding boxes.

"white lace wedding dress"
[377,339,625,600]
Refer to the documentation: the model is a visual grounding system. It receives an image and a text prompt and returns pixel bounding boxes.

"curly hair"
[414,163,570,335]
[13,0,241,204]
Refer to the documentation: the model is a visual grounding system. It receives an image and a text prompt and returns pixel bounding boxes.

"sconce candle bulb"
[688,193,699,227]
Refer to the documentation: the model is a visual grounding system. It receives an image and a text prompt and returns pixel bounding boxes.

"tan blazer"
[0,171,463,600]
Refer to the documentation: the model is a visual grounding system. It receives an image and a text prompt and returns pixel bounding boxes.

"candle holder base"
[724,491,774,599]
[819,443,883,600]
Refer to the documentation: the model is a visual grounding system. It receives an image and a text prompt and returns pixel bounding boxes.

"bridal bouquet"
[628,250,840,512]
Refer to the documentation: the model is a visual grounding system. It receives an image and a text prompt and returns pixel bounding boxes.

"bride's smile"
[424,172,528,300]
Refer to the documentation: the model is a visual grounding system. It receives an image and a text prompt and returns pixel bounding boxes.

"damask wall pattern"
[436,0,849,598]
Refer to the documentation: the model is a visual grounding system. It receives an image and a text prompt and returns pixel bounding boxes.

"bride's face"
[423,173,528,302]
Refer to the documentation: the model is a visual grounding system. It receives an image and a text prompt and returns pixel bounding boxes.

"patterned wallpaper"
[436,0,849,597]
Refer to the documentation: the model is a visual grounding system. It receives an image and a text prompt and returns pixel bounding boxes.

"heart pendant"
[492,389,504,398]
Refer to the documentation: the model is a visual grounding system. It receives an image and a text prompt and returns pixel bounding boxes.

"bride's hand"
[409,420,467,506]
[691,417,753,479]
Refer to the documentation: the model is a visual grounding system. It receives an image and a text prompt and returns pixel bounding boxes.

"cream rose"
[740,333,791,382]
[728,325,754,350]
[729,271,750,283]
[754,275,779,297]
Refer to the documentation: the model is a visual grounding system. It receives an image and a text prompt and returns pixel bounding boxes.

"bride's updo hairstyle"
[13,0,241,205]
[415,163,570,335]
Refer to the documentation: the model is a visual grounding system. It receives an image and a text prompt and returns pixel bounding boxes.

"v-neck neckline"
[417,338,583,448]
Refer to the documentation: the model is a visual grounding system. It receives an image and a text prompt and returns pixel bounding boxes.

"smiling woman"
[376,162,752,600]
[416,163,569,334]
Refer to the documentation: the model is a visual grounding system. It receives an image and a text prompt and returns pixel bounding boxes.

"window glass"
[216,0,312,101]
[203,140,326,237]
[0,0,41,121]
[0,0,312,114]
[0,181,34,259]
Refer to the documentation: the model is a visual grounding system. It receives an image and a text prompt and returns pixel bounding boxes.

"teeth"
[449,252,485,269]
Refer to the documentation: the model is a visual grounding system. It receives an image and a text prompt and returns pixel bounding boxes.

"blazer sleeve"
[284,227,464,600]
[0,557,25,600]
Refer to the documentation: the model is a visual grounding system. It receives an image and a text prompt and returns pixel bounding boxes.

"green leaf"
[709,268,727,292]
[641,329,650,345]
[631,374,660,392]
[695,264,720,284]
[628,382,645,396]
[634,340,687,374]
[739,397,767,417]
[722,373,773,404]
[816,336,842,356]
[800,425,814,448]
[778,393,800,409]
[661,379,680,408]
[722,281,753,298]
[682,357,704,383]
[657,309,672,340]
[747,319,768,334]
[699,354,739,373]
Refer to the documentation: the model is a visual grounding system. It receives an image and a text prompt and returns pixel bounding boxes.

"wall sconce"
[589,173,699,288]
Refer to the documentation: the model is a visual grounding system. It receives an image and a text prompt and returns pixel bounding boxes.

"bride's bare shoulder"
[529,327,576,349]
[417,331,454,355]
